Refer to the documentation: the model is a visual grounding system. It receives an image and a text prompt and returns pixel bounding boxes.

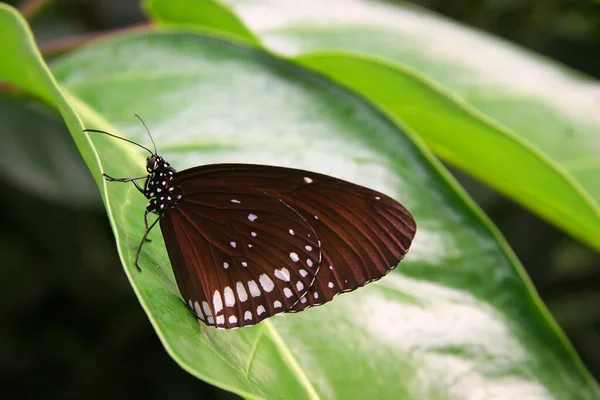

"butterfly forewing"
[172,164,416,316]
[161,184,322,328]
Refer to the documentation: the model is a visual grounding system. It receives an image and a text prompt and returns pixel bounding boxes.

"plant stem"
[19,0,55,21]
[39,22,151,58]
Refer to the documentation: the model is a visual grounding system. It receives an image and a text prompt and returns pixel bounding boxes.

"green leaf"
[0,5,57,106]
[50,30,598,399]
[2,4,598,398]
[145,0,600,252]
[143,0,258,44]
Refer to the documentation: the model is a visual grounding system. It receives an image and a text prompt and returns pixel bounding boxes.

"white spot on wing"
[274,268,291,281]
[284,287,293,298]
[230,241,236,248]
[296,281,304,291]
[259,274,275,292]
[216,315,225,324]
[328,282,334,288]
[248,213,257,222]
[274,300,282,308]
[223,262,229,269]
[241,261,248,267]
[229,315,237,324]
[257,305,266,315]
[375,196,381,200]
[213,290,223,313]
[299,269,308,277]
[248,280,261,297]
[251,231,257,237]
[307,259,313,267]
[305,245,312,251]
[314,292,319,299]
[244,311,252,321]
[202,301,212,317]
[194,301,203,320]
[289,229,295,235]
[236,282,248,302]
[300,296,307,303]
[224,286,235,307]
[289,252,299,262]
[303,177,313,183]
[231,199,241,203]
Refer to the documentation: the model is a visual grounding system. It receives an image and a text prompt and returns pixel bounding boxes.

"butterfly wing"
[172,164,416,317]
[276,180,413,312]
[160,184,322,329]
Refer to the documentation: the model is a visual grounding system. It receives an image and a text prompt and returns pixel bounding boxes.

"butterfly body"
[143,155,182,214]
[88,117,416,330]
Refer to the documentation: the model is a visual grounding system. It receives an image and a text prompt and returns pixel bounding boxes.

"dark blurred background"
[1,0,599,398]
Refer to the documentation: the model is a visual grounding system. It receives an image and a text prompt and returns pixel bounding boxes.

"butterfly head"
[146,154,167,173]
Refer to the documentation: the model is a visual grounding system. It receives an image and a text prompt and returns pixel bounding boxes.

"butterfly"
[86,115,416,329]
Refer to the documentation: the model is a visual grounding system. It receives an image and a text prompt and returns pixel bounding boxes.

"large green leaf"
[145,0,600,253]
[1,4,598,398]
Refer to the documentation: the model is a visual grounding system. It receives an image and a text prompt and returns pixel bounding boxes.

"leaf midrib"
[265,321,321,400]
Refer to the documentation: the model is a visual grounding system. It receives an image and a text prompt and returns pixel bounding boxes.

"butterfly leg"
[134,210,160,271]
[104,173,152,242]
[103,174,148,195]
[143,208,154,242]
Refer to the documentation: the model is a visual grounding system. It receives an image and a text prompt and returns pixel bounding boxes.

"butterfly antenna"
[134,114,157,155]
[83,128,154,155]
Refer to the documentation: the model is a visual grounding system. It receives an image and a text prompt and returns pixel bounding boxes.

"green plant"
[1,0,599,398]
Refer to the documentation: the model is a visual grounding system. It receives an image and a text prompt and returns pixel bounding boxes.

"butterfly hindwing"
[160,184,322,328]
[283,183,414,312]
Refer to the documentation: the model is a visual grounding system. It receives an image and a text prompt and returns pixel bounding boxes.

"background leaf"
[0,95,99,206]
[145,0,257,43]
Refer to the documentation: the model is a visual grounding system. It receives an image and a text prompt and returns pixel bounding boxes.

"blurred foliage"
[410,0,600,76]
[0,0,599,399]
